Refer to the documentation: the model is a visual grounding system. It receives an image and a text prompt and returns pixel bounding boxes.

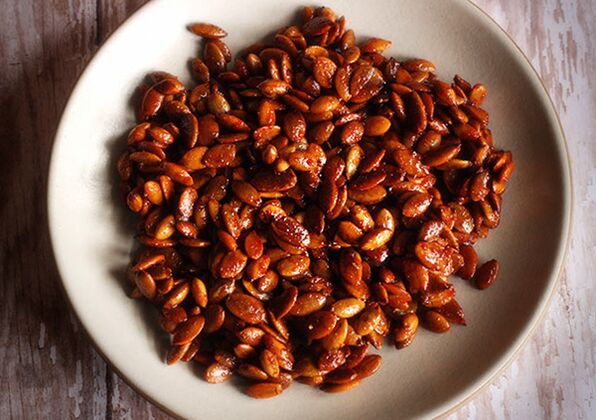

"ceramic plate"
[48,0,571,418]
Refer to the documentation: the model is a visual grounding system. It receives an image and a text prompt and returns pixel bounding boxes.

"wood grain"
[0,0,593,418]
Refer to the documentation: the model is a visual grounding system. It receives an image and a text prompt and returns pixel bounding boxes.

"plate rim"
[47,0,573,418]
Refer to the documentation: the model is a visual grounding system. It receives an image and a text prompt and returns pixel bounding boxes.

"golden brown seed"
[226,293,267,324]
[166,342,191,365]
[172,315,205,345]
[203,362,232,383]
[218,250,248,278]
[130,151,162,165]
[353,355,382,378]
[189,22,228,39]
[244,231,264,260]
[190,278,208,307]
[339,249,363,285]
[179,147,208,171]
[277,255,310,278]
[321,379,361,393]
[139,89,164,120]
[252,169,297,192]
[134,271,157,300]
[163,283,190,310]
[258,79,291,98]
[350,64,384,103]
[325,367,358,384]
[469,83,488,105]
[331,298,365,318]
[132,254,165,273]
[363,116,391,136]
[360,228,393,251]
[260,349,280,378]
[361,37,391,53]
[423,311,450,333]
[393,313,419,348]
[305,311,338,340]
[321,318,348,350]
[312,57,337,88]
[283,111,306,143]
[402,58,436,73]
[348,185,387,205]
[311,95,341,114]
[234,344,258,360]
[154,215,176,240]
[402,192,433,218]
[341,121,364,145]
[162,162,194,186]
[288,293,327,317]
[245,382,283,399]
[238,363,268,381]
[457,245,478,280]
[271,216,310,247]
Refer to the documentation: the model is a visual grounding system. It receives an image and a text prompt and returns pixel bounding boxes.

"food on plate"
[117,5,514,398]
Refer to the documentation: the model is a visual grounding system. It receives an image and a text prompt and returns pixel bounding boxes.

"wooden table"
[1,0,594,418]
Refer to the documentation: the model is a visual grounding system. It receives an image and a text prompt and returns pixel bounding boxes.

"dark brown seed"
[325,367,358,384]
[457,245,478,280]
[204,304,226,334]
[475,259,499,289]
[318,348,347,371]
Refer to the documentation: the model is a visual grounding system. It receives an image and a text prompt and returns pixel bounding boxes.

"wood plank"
[0,1,107,419]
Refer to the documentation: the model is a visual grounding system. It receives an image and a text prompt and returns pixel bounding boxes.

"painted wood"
[0,0,593,418]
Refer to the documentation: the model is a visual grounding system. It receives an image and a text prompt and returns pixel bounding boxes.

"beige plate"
[48,0,572,418]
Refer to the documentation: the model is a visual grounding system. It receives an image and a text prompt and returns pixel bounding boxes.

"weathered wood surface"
[0,0,593,418]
